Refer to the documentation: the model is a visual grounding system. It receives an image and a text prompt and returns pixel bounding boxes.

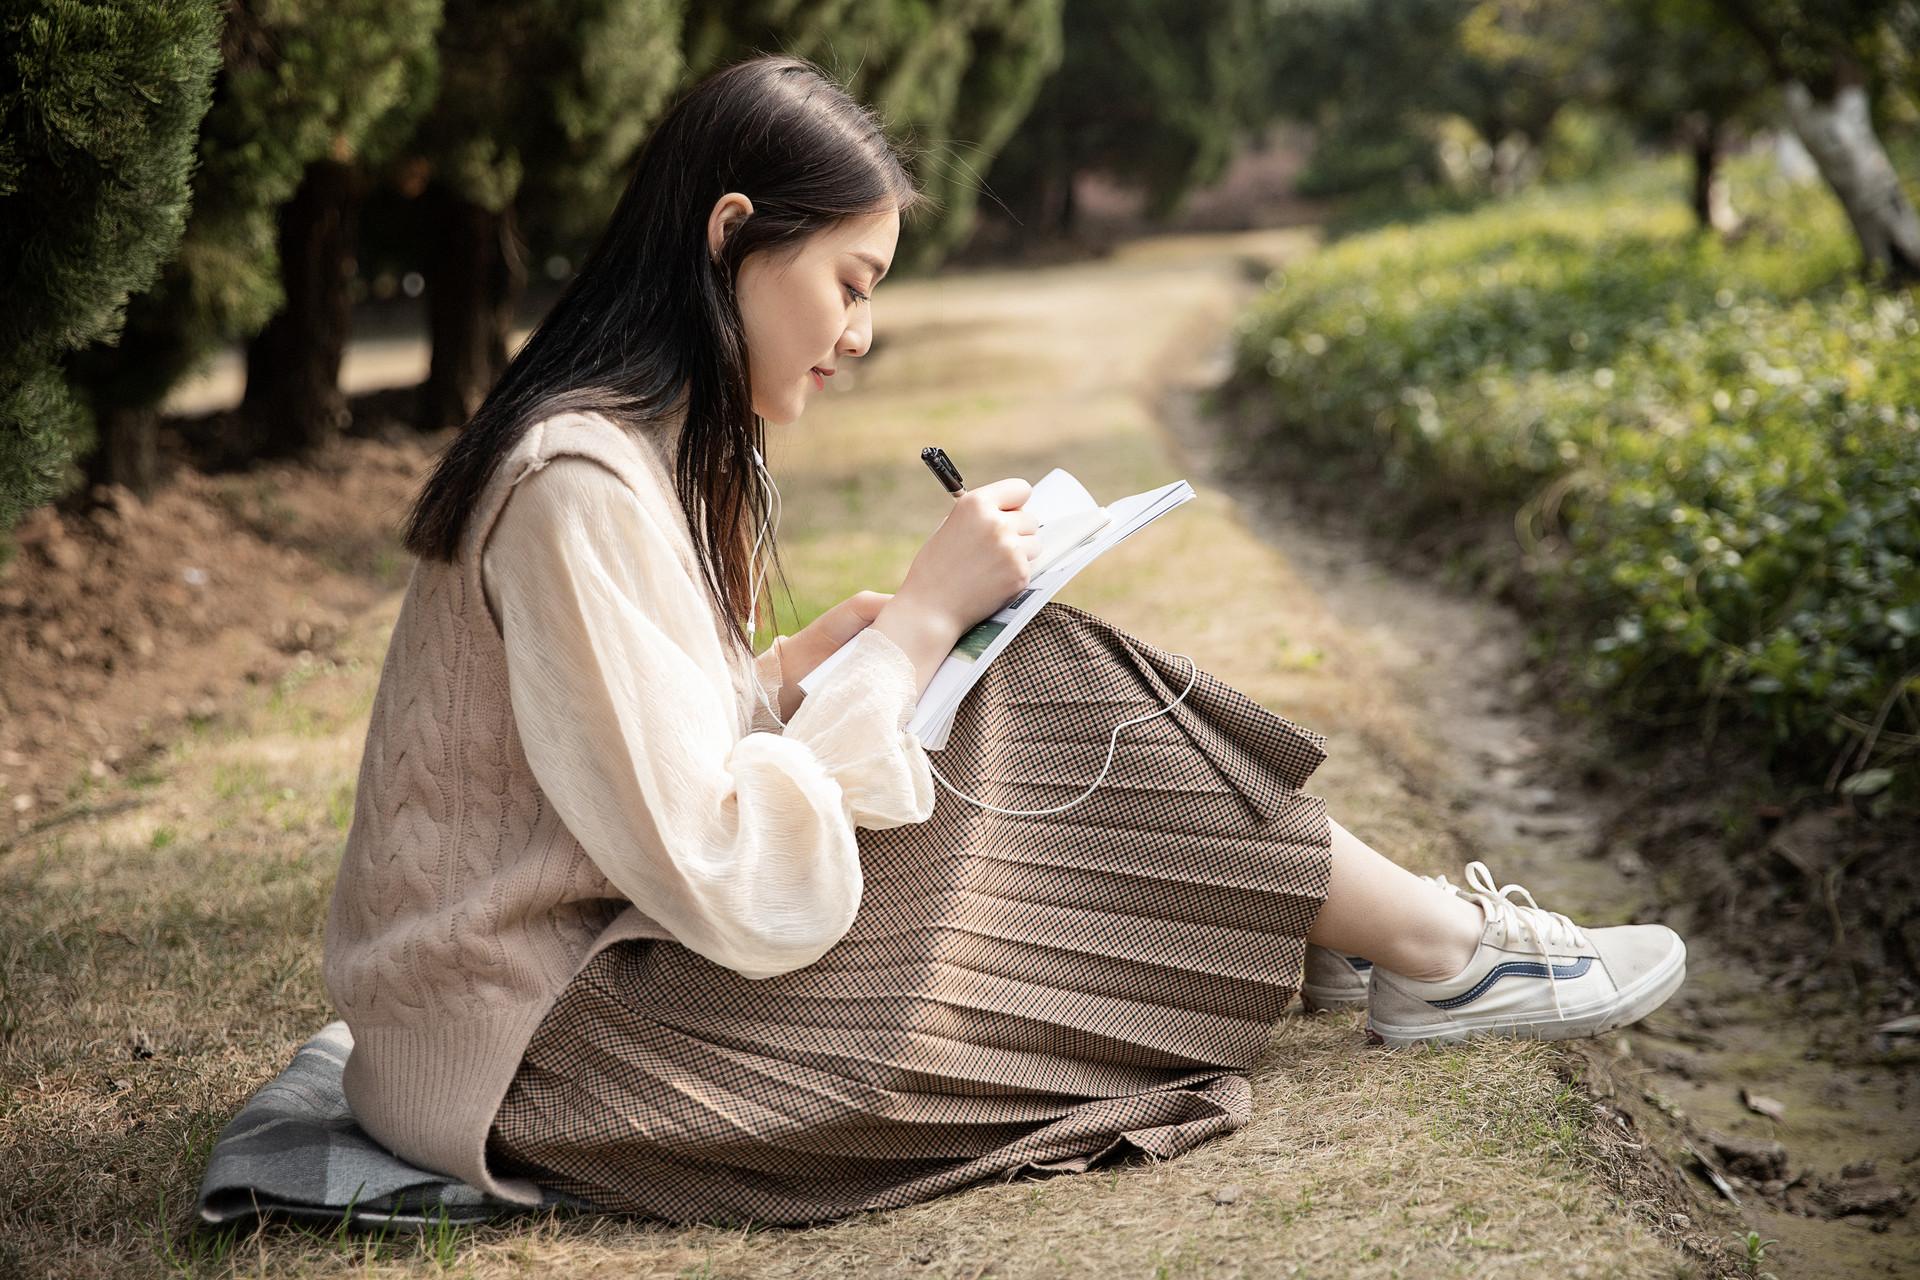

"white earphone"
[744,445,1200,817]
[922,652,1198,816]
[744,444,786,729]
[746,443,777,646]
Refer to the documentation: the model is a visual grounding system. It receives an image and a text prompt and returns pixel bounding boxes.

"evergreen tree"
[1261,0,1610,202]
[683,0,1066,271]
[65,0,446,495]
[411,0,687,432]
[972,0,1268,237]
[1449,0,1611,192]
[924,0,1069,263]
[1260,0,1470,198]
[0,0,221,526]
[236,1,444,461]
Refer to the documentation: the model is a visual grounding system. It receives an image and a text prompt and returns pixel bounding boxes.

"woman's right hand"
[893,477,1039,637]
[869,478,1039,698]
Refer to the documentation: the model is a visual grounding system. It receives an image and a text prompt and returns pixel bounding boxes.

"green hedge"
[1225,158,1919,807]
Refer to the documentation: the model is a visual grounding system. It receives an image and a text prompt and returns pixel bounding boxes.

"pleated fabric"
[485,601,1335,1225]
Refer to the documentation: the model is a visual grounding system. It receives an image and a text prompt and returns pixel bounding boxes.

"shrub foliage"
[1227,158,1919,805]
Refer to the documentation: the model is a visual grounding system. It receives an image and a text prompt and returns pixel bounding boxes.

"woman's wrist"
[869,597,961,700]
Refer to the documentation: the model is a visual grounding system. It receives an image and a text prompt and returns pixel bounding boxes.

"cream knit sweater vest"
[322,411,762,1206]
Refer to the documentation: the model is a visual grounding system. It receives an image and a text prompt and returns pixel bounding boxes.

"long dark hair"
[401,53,927,655]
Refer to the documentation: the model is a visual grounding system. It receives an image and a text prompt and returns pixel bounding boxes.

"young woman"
[322,53,1687,1227]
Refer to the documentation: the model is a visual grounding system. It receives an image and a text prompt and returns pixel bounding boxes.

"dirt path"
[4,227,1745,1277]
[1170,382,1920,1278]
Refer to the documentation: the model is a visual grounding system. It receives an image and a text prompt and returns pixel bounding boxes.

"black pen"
[921,446,966,498]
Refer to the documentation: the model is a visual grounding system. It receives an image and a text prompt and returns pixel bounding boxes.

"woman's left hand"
[770,590,893,720]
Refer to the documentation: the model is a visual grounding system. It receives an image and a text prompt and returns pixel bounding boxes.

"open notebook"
[796,468,1194,749]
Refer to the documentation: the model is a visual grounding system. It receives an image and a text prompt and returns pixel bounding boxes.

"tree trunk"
[1783,78,1920,281]
[86,403,160,498]
[419,181,526,432]
[239,158,364,459]
[1687,114,1740,235]
[1030,118,1075,239]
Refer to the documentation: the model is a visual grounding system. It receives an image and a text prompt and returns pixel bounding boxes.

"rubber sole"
[1363,942,1687,1047]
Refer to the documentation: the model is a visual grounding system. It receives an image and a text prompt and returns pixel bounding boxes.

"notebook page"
[912,478,1192,747]
[797,467,1102,694]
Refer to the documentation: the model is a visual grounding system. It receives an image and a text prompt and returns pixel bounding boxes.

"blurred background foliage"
[1223,157,1917,805]
[1,0,1916,802]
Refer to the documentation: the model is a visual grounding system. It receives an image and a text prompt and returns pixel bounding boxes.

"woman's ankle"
[1393,899,1486,983]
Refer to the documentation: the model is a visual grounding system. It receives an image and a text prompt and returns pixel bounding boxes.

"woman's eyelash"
[845,284,869,304]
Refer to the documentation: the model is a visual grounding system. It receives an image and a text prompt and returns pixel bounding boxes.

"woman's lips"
[809,367,831,390]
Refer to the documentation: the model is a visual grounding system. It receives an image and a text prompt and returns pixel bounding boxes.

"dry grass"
[1,227,1701,1277]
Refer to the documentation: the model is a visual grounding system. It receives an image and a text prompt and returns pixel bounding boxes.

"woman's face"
[710,196,898,426]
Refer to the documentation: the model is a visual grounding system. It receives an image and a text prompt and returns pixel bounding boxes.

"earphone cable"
[745,449,1202,818]
[923,654,1199,816]
[746,447,784,726]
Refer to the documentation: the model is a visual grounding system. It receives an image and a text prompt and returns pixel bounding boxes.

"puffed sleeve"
[480,456,936,980]
[749,635,788,734]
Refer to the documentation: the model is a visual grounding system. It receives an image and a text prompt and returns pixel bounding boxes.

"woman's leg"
[1321,815,1690,1047]
[1306,818,1486,981]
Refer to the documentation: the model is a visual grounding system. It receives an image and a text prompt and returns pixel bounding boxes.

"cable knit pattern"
[322,410,935,1206]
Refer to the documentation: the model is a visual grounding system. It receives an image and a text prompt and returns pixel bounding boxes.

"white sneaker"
[1364,860,1686,1046]
[1301,946,1373,1011]
[1301,872,1467,1012]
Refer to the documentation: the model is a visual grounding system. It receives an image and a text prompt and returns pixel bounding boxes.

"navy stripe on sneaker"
[1349,957,1372,971]
[1425,955,1593,1010]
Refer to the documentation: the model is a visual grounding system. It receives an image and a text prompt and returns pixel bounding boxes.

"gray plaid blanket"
[196,1020,598,1232]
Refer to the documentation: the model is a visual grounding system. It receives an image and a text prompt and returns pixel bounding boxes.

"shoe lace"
[1457,860,1587,1022]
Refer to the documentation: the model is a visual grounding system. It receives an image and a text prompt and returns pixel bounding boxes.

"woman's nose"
[840,318,870,359]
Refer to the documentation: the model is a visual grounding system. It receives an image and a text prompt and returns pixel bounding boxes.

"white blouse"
[480,454,936,980]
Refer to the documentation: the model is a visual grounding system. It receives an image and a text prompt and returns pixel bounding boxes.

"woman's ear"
[707,193,755,259]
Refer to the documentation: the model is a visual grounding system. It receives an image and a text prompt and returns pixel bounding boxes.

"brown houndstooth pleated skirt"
[485,601,1334,1225]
